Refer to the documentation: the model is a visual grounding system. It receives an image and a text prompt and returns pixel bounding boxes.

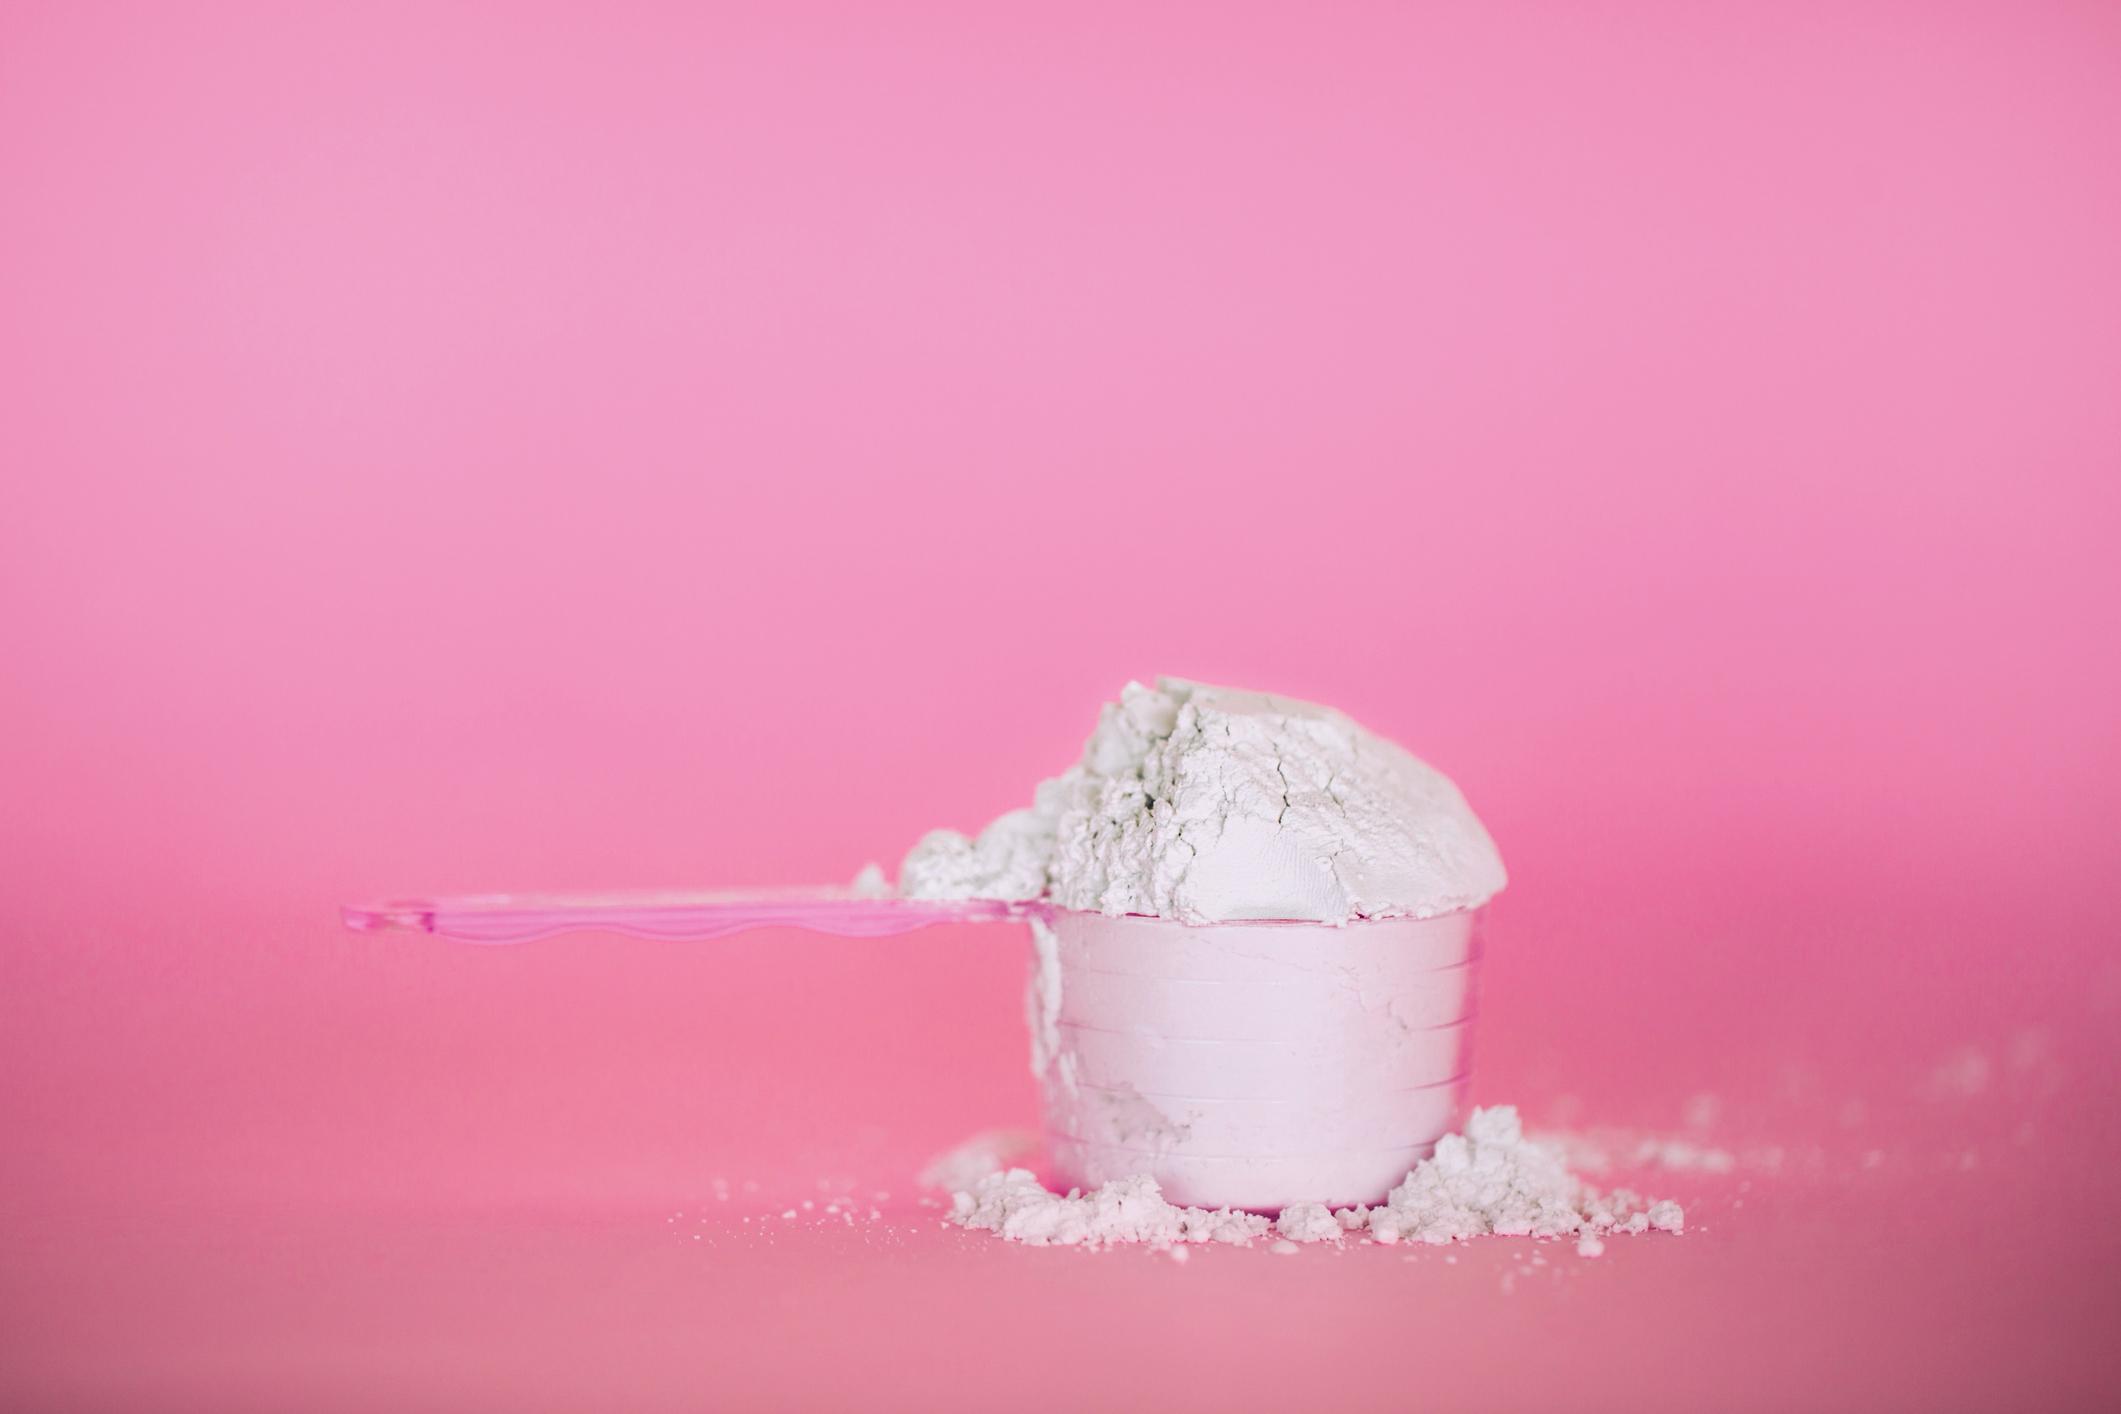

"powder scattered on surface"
[901,678,1506,924]
[1363,1108,1684,1244]
[947,1170,1275,1248]
[944,1107,1685,1252]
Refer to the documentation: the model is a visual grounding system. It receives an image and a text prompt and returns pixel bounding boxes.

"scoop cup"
[1029,908,1482,1212]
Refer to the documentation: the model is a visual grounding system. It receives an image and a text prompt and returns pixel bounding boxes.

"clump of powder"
[1360,1107,1683,1245]
[948,1170,1275,1248]
[945,1108,1683,1254]
[1274,1202,1346,1243]
[847,862,893,897]
[901,678,1506,925]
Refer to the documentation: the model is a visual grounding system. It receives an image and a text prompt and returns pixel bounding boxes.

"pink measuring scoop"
[341,889,1038,944]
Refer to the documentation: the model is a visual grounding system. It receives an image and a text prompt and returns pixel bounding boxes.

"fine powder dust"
[943,1108,1684,1254]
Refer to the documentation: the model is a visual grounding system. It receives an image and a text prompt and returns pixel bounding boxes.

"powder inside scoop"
[900,677,1506,924]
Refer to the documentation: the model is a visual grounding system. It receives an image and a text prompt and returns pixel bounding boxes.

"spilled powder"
[944,1107,1684,1253]
[948,1170,1274,1247]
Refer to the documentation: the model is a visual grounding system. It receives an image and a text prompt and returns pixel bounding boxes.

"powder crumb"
[1576,1233,1606,1258]
[848,862,892,897]
[1167,1244,1190,1264]
[1271,1240,1302,1255]
[1276,1202,1344,1243]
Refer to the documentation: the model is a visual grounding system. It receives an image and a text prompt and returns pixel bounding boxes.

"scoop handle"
[339,889,1029,944]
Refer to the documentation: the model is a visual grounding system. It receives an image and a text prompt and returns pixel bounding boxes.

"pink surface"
[2,2,2118,1409]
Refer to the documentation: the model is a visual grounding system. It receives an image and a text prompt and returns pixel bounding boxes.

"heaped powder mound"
[900,678,1507,925]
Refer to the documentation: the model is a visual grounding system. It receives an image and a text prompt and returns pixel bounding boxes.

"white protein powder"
[1363,1107,1684,1245]
[947,1169,1275,1247]
[944,1108,1684,1253]
[901,678,1506,925]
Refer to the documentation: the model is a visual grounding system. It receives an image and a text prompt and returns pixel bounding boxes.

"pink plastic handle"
[339,889,1034,944]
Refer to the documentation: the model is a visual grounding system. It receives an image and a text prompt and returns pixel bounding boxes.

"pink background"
[3,2,2117,1409]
